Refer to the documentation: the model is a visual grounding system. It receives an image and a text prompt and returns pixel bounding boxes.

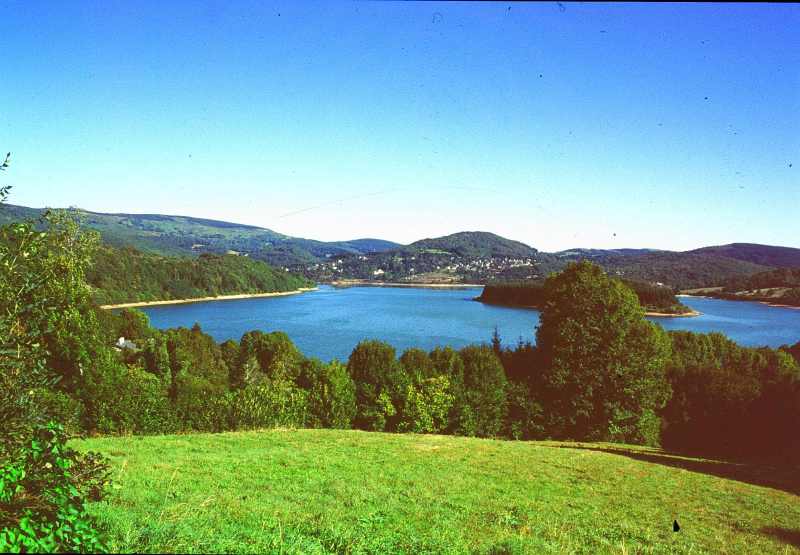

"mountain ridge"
[3,203,798,288]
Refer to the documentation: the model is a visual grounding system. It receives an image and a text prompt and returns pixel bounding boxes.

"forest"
[478,278,691,314]
[699,267,800,307]
[86,245,314,305]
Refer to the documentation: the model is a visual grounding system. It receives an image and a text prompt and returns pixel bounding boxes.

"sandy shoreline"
[99,287,318,310]
[328,280,484,289]
[644,309,702,318]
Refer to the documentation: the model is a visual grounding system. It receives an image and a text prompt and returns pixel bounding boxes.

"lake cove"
[140,285,800,362]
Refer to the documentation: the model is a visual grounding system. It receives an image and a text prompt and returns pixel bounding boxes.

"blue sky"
[1,1,798,251]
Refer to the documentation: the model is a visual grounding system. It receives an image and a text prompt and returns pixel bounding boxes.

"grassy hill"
[74,429,800,554]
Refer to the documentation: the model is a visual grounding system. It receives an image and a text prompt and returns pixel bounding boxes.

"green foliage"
[297,359,357,429]
[399,348,436,382]
[229,379,308,430]
[86,245,313,305]
[478,279,690,314]
[406,231,538,259]
[662,331,800,458]
[1,212,102,457]
[82,351,176,435]
[237,330,304,383]
[0,423,109,553]
[398,376,455,434]
[478,282,547,308]
[457,346,509,437]
[347,340,409,431]
[536,261,672,444]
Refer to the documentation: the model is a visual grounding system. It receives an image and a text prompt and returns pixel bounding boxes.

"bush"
[82,352,176,434]
[297,359,357,429]
[458,346,508,438]
[0,423,110,553]
[398,375,454,434]
[230,379,308,430]
[347,340,410,431]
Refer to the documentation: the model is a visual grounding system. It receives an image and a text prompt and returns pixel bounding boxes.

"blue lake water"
[140,285,800,361]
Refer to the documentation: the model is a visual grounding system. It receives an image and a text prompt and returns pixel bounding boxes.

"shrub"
[458,345,508,438]
[297,359,357,429]
[398,375,454,434]
[0,423,110,553]
[230,379,308,430]
[347,340,410,431]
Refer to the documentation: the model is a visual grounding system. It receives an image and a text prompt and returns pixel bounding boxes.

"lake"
[140,285,800,361]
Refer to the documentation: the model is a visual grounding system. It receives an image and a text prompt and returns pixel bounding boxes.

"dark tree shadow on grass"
[760,527,800,548]
[549,444,800,497]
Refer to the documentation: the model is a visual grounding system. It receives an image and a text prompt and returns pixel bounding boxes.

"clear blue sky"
[2,1,798,251]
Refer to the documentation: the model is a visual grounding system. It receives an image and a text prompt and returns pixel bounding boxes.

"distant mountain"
[3,203,795,289]
[406,231,538,258]
[687,243,800,269]
[0,204,401,265]
[555,248,665,259]
[338,238,402,253]
[596,251,771,290]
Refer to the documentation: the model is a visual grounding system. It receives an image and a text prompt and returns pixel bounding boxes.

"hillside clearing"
[73,429,800,554]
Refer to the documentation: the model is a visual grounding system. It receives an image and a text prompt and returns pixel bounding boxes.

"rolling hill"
[0,204,402,265]
[3,203,797,289]
[689,243,800,268]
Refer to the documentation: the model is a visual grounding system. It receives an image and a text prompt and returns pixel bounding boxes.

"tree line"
[87,244,314,305]
[478,278,691,314]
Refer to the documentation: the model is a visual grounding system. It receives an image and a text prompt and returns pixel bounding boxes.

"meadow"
[74,429,800,554]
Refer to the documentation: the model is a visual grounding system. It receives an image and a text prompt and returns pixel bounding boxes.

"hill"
[86,245,314,305]
[73,429,800,554]
[692,267,800,307]
[0,204,402,265]
[688,243,800,268]
[581,251,771,290]
[3,204,793,289]
[407,231,538,258]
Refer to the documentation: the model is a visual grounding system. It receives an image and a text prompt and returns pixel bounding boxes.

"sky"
[1,2,798,251]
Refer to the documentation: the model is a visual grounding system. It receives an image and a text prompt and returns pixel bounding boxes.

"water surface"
[140,286,800,361]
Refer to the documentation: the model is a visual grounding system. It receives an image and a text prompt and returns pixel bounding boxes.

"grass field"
[73,429,800,554]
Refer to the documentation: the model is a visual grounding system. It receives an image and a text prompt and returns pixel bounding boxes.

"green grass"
[73,429,800,554]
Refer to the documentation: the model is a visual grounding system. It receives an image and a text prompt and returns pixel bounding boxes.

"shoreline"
[99,287,318,310]
[476,298,701,318]
[682,293,800,311]
[328,280,484,289]
[644,309,702,318]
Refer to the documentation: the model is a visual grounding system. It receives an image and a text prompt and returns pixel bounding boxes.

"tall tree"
[536,261,671,445]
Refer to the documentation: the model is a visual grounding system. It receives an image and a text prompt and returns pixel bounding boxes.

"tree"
[458,345,508,437]
[347,340,409,431]
[237,331,303,383]
[1,165,110,551]
[398,375,454,434]
[399,347,435,382]
[297,358,356,429]
[536,261,671,445]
